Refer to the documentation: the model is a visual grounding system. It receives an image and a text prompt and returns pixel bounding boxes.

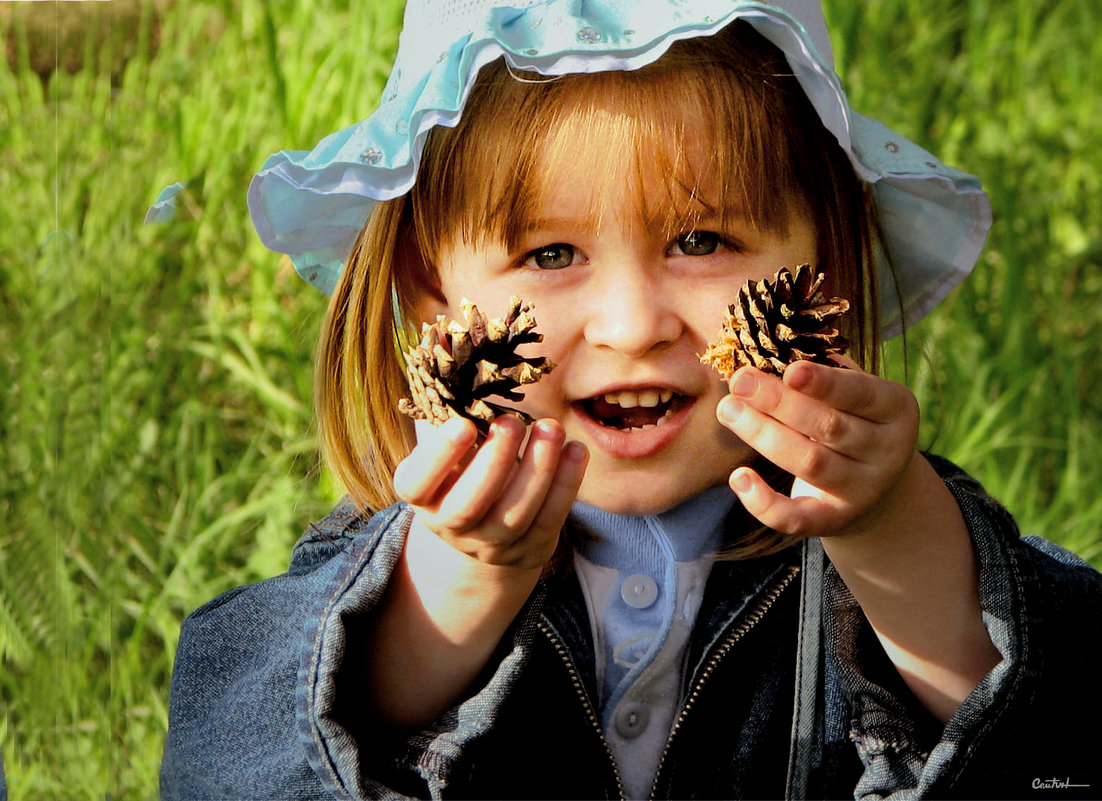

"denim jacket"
[161,455,1102,800]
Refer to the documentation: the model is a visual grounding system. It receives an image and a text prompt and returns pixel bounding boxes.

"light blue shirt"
[570,486,736,799]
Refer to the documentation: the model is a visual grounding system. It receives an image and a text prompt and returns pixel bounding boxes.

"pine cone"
[700,264,850,379]
[398,296,555,435]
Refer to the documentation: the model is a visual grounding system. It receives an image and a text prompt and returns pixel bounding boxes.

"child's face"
[426,136,817,515]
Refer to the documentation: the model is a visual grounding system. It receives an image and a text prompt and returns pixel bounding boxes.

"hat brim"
[244,1,990,336]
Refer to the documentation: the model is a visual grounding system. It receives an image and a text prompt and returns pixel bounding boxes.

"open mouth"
[577,388,691,432]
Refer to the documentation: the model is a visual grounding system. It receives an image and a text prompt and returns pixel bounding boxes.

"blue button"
[620,574,658,609]
[615,701,650,739]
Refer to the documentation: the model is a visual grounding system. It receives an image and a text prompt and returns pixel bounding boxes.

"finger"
[729,466,832,539]
[412,418,436,443]
[393,416,478,506]
[492,436,589,568]
[725,366,874,457]
[487,419,567,534]
[718,394,856,492]
[783,360,911,424]
[530,440,589,537]
[829,353,862,371]
[434,415,528,530]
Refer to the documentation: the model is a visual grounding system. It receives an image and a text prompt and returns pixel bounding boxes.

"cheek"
[776,219,819,273]
[695,299,730,346]
[517,301,577,371]
[677,284,736,351]
[512,368,567,420]
[434,251,516,317]
[524,291,575,337]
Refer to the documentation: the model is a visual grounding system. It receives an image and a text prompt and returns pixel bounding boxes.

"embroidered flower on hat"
[576,25,604,43]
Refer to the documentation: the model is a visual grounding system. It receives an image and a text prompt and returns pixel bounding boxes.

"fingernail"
[786,362,812,391]
[718,396,744,423]
[490,414,520,436]
[730,371,756,397]
[441,416,468,440]
[534,419,559,437]
[564,441,589,464]
[731,470,752,494]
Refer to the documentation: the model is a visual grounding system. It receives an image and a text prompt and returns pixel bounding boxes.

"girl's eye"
[523,243,578,270]
[671,230,721,256]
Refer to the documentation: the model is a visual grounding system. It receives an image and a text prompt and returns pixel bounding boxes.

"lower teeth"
[609,406,676,432]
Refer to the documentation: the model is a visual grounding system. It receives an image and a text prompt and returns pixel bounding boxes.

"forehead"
[414,38,804,258]
[511,75,790,246]
[527,102,724,231]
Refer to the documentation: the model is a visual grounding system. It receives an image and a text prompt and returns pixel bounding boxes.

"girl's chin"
[570,436,758,515]
[575,467,729,516]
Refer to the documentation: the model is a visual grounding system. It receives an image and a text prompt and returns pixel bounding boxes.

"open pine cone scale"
[398,296,555,436]
[701,264,851,379]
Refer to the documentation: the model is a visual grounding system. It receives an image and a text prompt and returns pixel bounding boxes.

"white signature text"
[1032,778,1090,791]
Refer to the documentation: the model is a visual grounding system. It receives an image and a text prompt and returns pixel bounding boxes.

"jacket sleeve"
[159,502,411,800]
[160,500,547,801]
[825,454,1102,800]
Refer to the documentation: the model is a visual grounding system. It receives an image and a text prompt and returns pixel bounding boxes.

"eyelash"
[668,231,740,257]
[520,243,583,271]
[517,231,741,271]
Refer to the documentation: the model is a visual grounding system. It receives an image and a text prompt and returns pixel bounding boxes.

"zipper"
[648,564,801,800]
[537,618,626,801]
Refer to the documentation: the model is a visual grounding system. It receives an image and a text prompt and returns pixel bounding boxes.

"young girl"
[162,1,1101,798]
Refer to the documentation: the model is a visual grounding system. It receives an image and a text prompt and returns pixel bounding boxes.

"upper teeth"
[602,389,674,408]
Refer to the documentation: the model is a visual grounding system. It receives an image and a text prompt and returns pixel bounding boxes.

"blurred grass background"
[0,0,1099,797]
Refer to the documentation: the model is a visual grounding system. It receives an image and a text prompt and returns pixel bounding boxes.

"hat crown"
[233,0,990,335]
[391,1,834,93]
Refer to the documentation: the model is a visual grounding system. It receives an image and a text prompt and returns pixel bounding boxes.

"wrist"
[820,451,929,555]
[404,516,542,643]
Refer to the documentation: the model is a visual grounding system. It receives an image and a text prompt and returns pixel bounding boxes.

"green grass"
[1,0,1099,797]
[825,0,1102,562]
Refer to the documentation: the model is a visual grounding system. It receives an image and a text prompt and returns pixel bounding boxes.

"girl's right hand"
[393,414,588,572]
[370,415,586,732]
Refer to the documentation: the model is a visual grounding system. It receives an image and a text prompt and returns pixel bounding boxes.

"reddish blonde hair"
[316,21,879,521]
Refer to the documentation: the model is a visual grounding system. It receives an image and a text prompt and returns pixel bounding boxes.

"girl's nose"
[582,269,683,358]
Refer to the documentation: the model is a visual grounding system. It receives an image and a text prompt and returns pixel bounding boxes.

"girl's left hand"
[716,357,920,539]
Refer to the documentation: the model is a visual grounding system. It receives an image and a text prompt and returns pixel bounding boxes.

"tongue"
[616,407,664,428]
[590,397,667,429]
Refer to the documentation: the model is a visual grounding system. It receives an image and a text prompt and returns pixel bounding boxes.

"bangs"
[409,23,807,267]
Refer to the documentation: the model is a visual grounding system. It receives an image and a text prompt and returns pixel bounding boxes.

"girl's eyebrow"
[520,208,759,237]
[674,206,760,232]
[516,185,766,239]
[523,217,582,231]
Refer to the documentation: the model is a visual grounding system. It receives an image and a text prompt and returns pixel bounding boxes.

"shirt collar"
[570,485,736,567]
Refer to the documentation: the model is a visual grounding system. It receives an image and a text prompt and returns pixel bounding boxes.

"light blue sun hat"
[242,0,991,338]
